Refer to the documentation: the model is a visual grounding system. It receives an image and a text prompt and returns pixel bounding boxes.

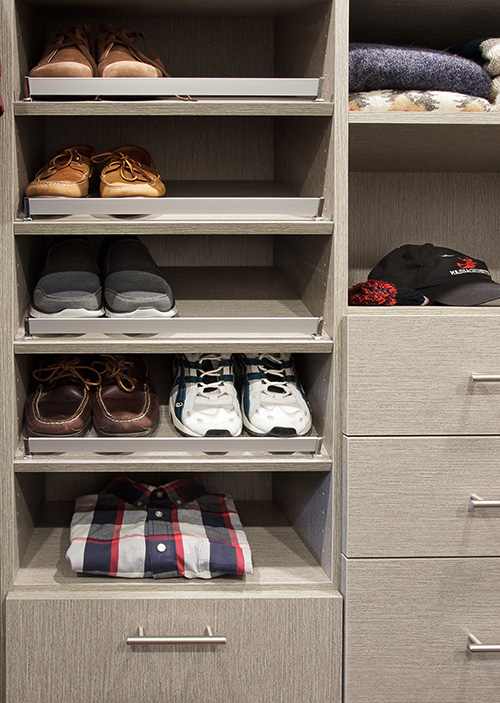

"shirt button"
[176,499,182,505]
[136,501,143,506]
[155,510,163,518]
[157,543,166,553]
[156,491,164,498]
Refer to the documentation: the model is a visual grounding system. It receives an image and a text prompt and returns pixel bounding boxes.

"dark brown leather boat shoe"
[25,145,95,198]
[24,357,101,436]
[97,24,167,78]
[91,355,159,436]
[29,23,97,78]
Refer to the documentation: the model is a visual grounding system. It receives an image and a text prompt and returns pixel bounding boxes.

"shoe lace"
[35,147,90,180]
[92,151,159,183]
[99,23,168,76]
[255,354,291,393]
[91,355,138,392]
[192,355,231,394]
[42,24,98,75]
[32,357,102,389]
[98,23,195,101]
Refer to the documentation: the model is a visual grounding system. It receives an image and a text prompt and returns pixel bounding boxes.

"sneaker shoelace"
[91,355,139,392]
[32,357,102,390]
[40,24,98,75]
[35,147,90,180]
[92,151,159,184]
[253,354,294,395]
[191,356,235,409]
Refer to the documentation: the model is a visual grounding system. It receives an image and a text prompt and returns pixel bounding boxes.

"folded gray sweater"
[349,43,492,98]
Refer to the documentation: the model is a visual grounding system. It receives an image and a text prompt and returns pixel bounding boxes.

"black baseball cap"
[369,243,500,306]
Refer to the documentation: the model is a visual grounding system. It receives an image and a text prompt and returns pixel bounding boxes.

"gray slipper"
[30,238,104,317]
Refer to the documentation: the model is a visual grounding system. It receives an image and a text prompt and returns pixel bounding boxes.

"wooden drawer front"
[6,591,341,703]
[344,436,500,557]
[343,557,500,703]
[345,315,500,435]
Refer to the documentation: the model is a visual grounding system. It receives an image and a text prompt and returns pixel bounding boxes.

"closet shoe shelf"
[24,76,325,100]
[24,195,325,220]
[22,434,324,458]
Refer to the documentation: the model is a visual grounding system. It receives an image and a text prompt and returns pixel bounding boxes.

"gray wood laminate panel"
[345,315,500,435]
[16,100,334,117]
[343,556,500,703]
[6,592,341,703]
[344,436,500,557]
[350,0,500,48]
[350,125,500,172]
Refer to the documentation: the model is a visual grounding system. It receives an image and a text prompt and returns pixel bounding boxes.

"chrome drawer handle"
[471,374,500,382]
[126,625,227,645]
[469,494,500,509]
[468,634,500,653]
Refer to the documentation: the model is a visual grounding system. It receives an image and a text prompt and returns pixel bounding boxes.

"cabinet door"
[343,556,500,703]
[345,315,500,435]
[6,592,341,703]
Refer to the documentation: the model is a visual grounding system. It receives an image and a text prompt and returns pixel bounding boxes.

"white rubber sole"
[242,412,312,437]
[104,304,178,318]
[169,397,242,437]
[29,306,105,318]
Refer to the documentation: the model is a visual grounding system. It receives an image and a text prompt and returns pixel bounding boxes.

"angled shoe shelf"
[24,76,325,100]
[24,194,325,220]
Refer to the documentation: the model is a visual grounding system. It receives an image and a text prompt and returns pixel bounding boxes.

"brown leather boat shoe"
[93,145,165,198]
[25,145,95,198]
[91,355,159,436]
[97,24,167,78]
[29,23,97,78]
[24,357,101,436]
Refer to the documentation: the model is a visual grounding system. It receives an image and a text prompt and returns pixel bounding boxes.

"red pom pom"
[348,280,398,306]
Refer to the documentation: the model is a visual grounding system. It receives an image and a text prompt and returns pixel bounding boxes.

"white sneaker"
[238,353,312,436]
[170,354,242,437]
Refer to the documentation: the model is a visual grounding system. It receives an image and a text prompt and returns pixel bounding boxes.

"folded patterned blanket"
[349,90,493,112]
[448,38,500,97]
[349,43,492,98]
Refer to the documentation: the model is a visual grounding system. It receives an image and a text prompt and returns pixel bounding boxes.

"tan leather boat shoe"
[25,145,95,198]
[29,23,97,78]
[97,24,167,78]
[93,145,166,198]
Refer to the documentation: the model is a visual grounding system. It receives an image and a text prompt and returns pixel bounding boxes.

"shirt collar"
[105,476,208,507]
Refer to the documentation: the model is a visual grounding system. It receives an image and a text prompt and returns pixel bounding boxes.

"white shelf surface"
[16,266,333,353]
[14,500,332,589]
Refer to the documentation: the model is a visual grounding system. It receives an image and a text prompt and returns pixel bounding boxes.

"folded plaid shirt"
[66,476,253,579]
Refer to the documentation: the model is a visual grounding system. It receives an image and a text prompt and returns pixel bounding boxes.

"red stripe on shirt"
[109,501,125,577]
[219,495,244,574]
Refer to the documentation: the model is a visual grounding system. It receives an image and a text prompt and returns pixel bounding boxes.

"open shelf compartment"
[14,470,334,589]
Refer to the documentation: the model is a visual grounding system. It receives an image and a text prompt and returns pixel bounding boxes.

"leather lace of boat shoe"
[24,357,102,437]
[29,23,97,78]
[92,145,165,198]
[91,355,159,436]
[97,24,167,78]
[25,145,95,198]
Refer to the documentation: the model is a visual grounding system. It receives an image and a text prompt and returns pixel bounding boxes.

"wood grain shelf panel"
[15,100,334,117]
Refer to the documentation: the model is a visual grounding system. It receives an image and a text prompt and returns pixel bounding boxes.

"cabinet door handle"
[471,374,500,382]
[469,494,500,509]
[126,625,226,645]
[468,634,500,653]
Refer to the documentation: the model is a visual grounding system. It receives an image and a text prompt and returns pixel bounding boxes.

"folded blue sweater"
[349,43,492,98]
